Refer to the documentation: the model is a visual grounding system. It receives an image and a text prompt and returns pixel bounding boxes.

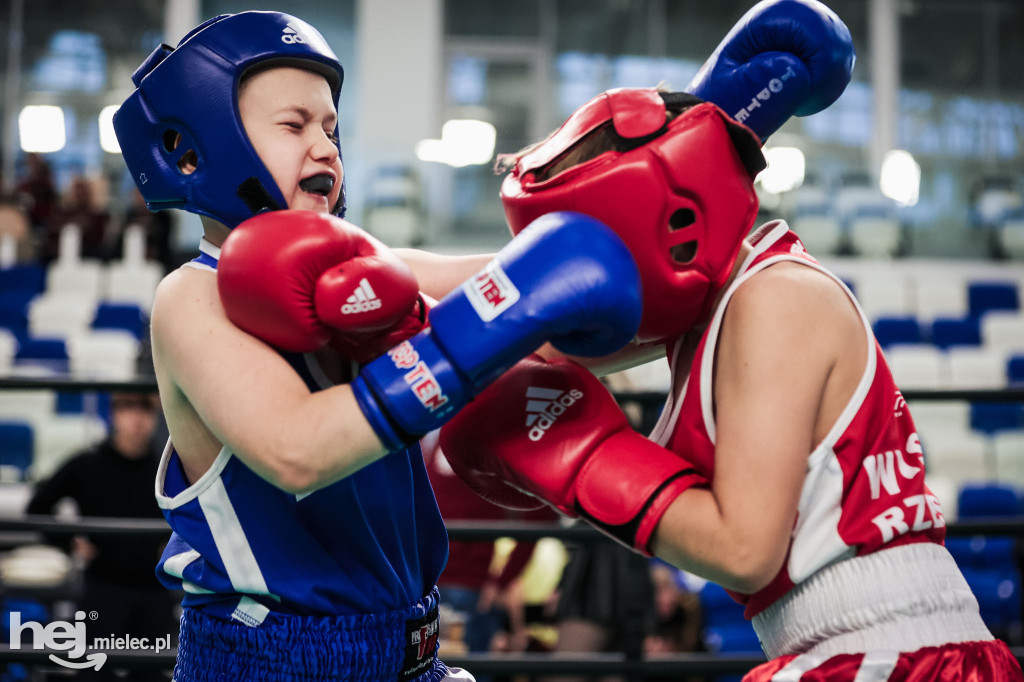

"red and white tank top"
[651,220,947,620]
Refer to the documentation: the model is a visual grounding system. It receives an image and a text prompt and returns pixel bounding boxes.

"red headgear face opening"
[500,88,764,344]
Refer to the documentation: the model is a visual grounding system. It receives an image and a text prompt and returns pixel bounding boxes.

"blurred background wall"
[0,0,1022,260]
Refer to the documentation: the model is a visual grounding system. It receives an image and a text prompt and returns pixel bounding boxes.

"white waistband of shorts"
[752,543,993,659]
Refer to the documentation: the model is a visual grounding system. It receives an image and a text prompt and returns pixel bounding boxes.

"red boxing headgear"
[500,88,765,344]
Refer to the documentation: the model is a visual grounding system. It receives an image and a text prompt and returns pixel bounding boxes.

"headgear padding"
[501,88,766,344]
[113,12,345,228]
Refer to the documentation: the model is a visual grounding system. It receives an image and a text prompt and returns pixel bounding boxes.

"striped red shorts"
[744,639,1022,681]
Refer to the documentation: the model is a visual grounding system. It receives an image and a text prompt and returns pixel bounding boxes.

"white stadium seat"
[46,260,104,301]
[912,275,969,322]
[919,427,992,487]
[104,261,163,312]
[946,347,1008,389]
[885,345,947,390]
[991,433,1024,489]
[28,293,97,340]
[66,329,141,380]
[31,414,107,482]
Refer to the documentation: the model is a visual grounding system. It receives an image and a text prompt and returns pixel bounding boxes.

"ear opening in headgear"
[177,149,198,175]
[670,241,698,265]
[668,209,699,264]
[669,207,696,230]
[162,129,198,175]
[162,130,178,153]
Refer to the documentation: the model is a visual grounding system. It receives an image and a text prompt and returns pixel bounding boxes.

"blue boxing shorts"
[172,587,473,682]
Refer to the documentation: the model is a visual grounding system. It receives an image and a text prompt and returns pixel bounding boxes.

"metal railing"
[0,515,1019,676]
[0,377,1022,675]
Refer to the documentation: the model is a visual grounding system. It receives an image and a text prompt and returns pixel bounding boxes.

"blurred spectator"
[540,540,656,682]
[534,373,659,682]
[14,153,57,232]
[26,392,174,681]
[112,189,173,272]
[644,561,702,657]
[42,175,110,263]
[0,194,35,264]
[423,433,557,674]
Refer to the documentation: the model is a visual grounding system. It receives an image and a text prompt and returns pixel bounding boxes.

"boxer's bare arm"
[650,264,865,592]
[151,267,386,493]
[537,340,664,378]
[394,248,494,301]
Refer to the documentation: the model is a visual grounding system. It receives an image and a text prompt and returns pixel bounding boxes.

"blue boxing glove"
[351,211,641,451]
[687,0,855,142]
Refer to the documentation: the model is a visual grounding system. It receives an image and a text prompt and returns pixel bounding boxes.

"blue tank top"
[154,239,448,625]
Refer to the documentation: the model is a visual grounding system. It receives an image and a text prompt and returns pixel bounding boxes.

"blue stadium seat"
[0,265,45,300]
[0,296,29,340]
[0,595,45,682]
[1009,355,1024,386]
[55,392,84,414]
[0,422,33,478]
[1,598,49,641]
[970,402,1024,434]
[54,391,110,420]
[958,483,1021,518]
[946,536,1016,569]
[873,316,924,349]
[91,303,148,340]
[930,316,981,349]
[699,582,748,628]
[704,623,763,654]
[952,483,1023,638]
[14,338,67,372]
[699,582,761,653]
[696,582,765,681]
[958,567,1022,636]
[968,282,1020,318]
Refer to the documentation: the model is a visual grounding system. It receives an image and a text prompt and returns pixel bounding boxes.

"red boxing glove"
[439,355,706,555]
[327,293,430,364]
[218,210,425,362]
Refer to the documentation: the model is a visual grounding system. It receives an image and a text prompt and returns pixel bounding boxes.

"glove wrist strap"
[573,430,703,555]
[350,375,415,452]
[356,329,473,443]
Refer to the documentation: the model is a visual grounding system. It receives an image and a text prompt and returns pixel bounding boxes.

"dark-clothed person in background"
[27,392,174,681]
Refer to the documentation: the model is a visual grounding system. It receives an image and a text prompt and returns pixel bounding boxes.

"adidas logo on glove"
[525,386,583,441]
[341,278,383,314]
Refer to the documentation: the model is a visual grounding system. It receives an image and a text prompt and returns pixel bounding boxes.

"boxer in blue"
[113,11,641,682]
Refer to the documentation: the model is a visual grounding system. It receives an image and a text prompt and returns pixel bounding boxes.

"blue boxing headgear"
[113,11,345,228]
